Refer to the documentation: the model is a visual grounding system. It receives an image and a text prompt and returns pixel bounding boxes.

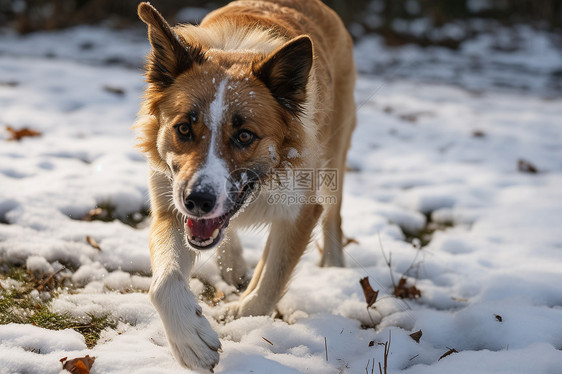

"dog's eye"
[175,122,192,141]
[234,130,256,147]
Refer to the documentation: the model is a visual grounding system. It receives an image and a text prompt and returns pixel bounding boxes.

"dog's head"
[136,3,313,250]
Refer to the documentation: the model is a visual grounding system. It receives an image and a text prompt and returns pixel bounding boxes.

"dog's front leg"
[149,177,220,370]
[217,228,248,290]
[237,203,324,317]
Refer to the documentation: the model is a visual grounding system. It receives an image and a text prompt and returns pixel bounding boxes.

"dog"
[135,0,356,370]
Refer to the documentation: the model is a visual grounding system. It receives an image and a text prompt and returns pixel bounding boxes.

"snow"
[354,24,562,97]
[1,23,562,374]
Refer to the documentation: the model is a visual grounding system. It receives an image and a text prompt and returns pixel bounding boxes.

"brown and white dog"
[135,0,356,370]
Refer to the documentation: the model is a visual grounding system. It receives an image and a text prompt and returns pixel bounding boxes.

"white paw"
[236,291,274,317]
[150,273,221,371]
[212,301,239,323]
[166,304,221,371]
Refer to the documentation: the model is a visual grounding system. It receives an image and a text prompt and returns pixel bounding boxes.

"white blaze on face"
[185,78,230,217]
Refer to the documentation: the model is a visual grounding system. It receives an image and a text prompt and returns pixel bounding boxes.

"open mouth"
[184,181,258,250]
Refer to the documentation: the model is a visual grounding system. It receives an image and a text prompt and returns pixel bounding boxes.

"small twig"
[401,248,422,279]
[324,337,328,361]
[36,267,65,291]
[262,337,273,346]
[438,347,458,361]
[378,330,391,374]
[72,323,94,330]
[366,307,376,327]
[384,331,390,374]
[378,234,396,287]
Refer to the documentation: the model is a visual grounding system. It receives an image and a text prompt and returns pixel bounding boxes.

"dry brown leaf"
[393,277,421,299]
[438,347,458,361]
[103,85,125,96]
[409,329,422,343]
[368,340,375,347]
[82,207,109,222]
[472,130,486,138]
[212,290,225,305]
[36,267,65,292]
[5,126,42,141]
[495,314,503,322]
[451,296,468,302]
[399,113,419,123]
[518,159,539,174]
[0,81,19,87]
[60,355,95,374]
[359,277,379,308]
[85,235,102,251]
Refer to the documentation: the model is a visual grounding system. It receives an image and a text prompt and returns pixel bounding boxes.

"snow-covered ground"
[1,22,562,374]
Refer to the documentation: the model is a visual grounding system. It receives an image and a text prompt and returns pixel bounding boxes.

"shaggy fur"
[135,0,356,370]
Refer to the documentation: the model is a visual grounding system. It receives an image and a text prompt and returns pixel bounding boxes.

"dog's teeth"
[211,229,219,240]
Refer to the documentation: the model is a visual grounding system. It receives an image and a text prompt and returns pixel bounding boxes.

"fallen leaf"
[399,113,418,123]
[212,290,225,305]
[83,208,103,221]
[82,207,114,222]
[472,130,486,138]
[359,277,379,307]
[368,340,375,347]
[85,235,102,251]
[36,267,65,291]
[451,296,468,302]
[438,347,458,361]
[5,126,42,141]
[102,85,125,96]
[60,355,95,374]
[393,277,421,299]
[518,159,539,174]
[409,330,422,343]
[0,80,19,87]
[495,314,503,322]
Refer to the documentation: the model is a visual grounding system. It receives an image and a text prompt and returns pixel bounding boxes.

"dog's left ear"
[253,36,313,116]
[138,2,205,88]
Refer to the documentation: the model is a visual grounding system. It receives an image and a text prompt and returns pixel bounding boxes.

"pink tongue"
[187,218,223,239]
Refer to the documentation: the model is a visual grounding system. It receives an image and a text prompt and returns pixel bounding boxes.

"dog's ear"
[138,2,205,88]
[253,36,313,116]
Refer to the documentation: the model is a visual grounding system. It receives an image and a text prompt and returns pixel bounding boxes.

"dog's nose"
[185,191,216,216]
